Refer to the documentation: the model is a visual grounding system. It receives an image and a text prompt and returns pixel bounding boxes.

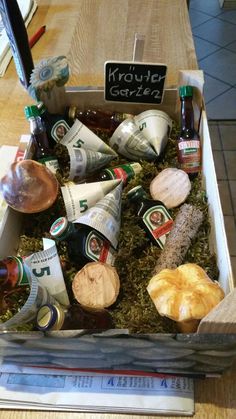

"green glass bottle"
[50,217,116,269]
[127,185,173,249]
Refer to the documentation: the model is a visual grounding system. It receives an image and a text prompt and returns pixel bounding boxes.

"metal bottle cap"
[24,105,40,119]
[50,217,68,238]
[179,85,193,98]
[36,304,58,331]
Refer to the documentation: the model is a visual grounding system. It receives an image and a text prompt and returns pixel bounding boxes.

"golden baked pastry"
[147,263,225,333]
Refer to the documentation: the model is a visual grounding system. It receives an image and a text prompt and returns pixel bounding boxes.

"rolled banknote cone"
[134,110,172,156]
[60,119,117,156]
[74,182,122,248]
[109,118,157,161]
[67,146,116,181]
[61,179,121,221]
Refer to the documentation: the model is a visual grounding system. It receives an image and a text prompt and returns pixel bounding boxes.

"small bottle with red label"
[177,85,201,178]
[127,186,173,249]
[97,162,142,185]
[50,217,116,269]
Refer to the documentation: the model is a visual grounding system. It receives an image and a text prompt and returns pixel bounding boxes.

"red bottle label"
[85,231,116,265]
[143,206,173,249]
[178,138,201,173]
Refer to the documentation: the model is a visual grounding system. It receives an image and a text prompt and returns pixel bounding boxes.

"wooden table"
[0,1,236,418]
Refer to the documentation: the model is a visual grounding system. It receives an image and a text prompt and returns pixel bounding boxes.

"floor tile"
[190,0,222,17]
[199,49,236,85]
[203,74,230,103]
[218,180,233,215]
[218,10,236,24]
[193,36,220,60]
[224,216,236,256]
[229,180,236,215]
[208,123,222,150]
[189,9,213,28]
[225,40,236,53]
[224,151,236,179]
[193,19,236,47]
[205,88,236,119]
[219,124,236,150]
[212,150,228,179]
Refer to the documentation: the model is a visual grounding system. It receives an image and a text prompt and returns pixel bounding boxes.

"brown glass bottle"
[67,107,133,135]
[127,186,173,249]
[177,85,201,177]
[36,303,113,331]
[24,105,54,161]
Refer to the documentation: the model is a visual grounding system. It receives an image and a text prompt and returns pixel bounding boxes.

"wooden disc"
[150,168,191,208]
[72,262,120,309]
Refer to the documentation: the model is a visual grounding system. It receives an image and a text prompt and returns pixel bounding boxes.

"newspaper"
[0,365,194,415]
[0,0,38,77]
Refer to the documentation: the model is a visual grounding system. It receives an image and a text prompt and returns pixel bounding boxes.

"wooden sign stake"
[132,33,145,62]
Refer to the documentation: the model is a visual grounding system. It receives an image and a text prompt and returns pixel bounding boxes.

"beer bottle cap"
[50,217,68,238]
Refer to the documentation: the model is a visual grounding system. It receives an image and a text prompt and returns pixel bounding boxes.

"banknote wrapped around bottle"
[0,123,219,332]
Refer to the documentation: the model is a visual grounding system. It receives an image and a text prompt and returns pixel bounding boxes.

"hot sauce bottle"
[50,217,116,269]
[127,185,173,249]
[177,85,201,177]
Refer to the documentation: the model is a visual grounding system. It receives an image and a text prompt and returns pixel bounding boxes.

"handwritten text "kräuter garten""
[107,65,166,101]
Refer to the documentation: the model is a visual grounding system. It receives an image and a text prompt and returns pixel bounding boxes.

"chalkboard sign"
[104,61,167,104]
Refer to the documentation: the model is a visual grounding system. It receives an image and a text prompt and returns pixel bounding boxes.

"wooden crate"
[0,70,235,377]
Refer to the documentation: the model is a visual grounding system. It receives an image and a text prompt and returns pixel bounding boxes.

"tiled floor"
[189,0,236,281]
[209,121,236,280]
[190,0,236,119]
